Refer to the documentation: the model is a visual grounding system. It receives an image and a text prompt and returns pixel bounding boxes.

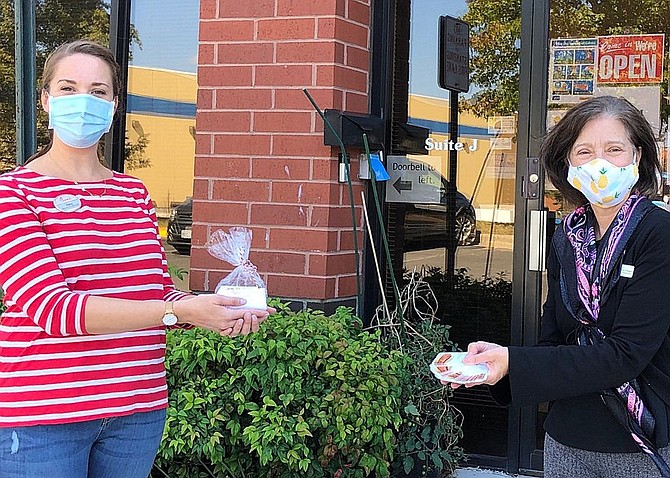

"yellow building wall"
[126,66,196,214]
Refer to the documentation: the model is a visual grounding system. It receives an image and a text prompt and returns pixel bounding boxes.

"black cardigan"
[492,205,670,452]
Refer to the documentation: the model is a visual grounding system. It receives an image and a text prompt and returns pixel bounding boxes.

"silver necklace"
[43,151,110,197]
[76,181,108,197]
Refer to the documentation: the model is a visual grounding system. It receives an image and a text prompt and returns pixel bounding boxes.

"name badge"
[54,194,81,212]
[620,264,635,278]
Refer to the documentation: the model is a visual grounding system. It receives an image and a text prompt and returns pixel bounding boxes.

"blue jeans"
[0,408,166,478]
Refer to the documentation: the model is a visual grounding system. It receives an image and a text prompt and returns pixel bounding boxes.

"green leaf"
[299,458,310,472]
[295,422,312,437]
[358,453,377,474]
[431,451,444,470]
[403,456,414,474]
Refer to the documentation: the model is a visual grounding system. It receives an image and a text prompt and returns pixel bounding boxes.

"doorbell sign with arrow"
[385,155,442,204]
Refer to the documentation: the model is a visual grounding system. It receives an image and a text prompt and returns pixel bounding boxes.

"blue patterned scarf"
[559,194,670,476]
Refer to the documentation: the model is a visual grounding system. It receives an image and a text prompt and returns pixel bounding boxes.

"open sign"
[597,34,664,84]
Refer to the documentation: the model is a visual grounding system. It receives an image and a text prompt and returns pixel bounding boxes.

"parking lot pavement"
[162,241,190,292]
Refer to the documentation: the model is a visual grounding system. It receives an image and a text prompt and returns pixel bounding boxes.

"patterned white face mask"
[567,153,638,208]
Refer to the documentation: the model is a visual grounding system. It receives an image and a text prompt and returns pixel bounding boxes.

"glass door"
[516,0,670,473]
[385,0,668,473]
[398,0,522,465]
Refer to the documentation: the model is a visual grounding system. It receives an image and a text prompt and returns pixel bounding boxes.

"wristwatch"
[162,301,178,326]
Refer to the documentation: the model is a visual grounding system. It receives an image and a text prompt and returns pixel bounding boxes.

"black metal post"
[446,91,458,291]
[106,0,132,173]
[15,0,37,165]
[438,15,468,293]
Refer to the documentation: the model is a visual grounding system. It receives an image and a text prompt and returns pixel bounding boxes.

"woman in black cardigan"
[451,96,670,477]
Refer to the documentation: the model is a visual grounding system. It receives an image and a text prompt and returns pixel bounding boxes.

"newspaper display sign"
[490,137,513,151]
[597,34,664,85]
[549,38,597,104]
[487,115,516,135]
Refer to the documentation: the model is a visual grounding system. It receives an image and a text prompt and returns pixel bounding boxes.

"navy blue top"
[492,205,670,452]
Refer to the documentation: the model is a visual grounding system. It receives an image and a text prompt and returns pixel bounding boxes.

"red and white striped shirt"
[0,167,189,427]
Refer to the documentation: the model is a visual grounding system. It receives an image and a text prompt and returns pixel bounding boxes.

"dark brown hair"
[29,40,121,162]
[541,95,661,206]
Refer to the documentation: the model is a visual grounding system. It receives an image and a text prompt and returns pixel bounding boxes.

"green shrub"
[371,276,465,477]
[168,265,189,281]
[388,320,465,477]
[153,302,406,478]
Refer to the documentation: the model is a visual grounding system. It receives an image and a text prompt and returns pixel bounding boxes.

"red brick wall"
[191,0,371,303]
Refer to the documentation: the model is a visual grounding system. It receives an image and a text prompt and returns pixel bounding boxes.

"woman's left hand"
[443,341,509,388]
[220,307,276,338]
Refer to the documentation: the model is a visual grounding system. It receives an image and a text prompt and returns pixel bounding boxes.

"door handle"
[528,210,547,271]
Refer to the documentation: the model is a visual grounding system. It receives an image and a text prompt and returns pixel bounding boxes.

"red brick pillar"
[190,0,371,309]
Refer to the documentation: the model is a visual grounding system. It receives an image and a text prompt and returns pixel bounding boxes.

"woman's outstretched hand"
[173,294,274,337]
[443,341,509,389]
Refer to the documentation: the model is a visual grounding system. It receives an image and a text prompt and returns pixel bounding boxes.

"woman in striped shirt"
[0,40,272,478]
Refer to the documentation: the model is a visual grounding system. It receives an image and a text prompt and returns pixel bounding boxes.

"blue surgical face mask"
[47,94,115,148]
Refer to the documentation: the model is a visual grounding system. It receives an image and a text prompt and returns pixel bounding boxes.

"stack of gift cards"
[430,352,489,385]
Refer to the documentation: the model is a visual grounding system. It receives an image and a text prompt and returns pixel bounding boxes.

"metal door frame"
[509,0,550,473]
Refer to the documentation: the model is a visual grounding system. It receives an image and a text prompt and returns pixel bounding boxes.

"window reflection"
[125,0,197,280]
[3,1,114,170]
[401,0,520,459]
[128,0,198,217]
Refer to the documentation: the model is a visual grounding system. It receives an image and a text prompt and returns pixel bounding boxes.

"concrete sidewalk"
[456,467,537,477]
